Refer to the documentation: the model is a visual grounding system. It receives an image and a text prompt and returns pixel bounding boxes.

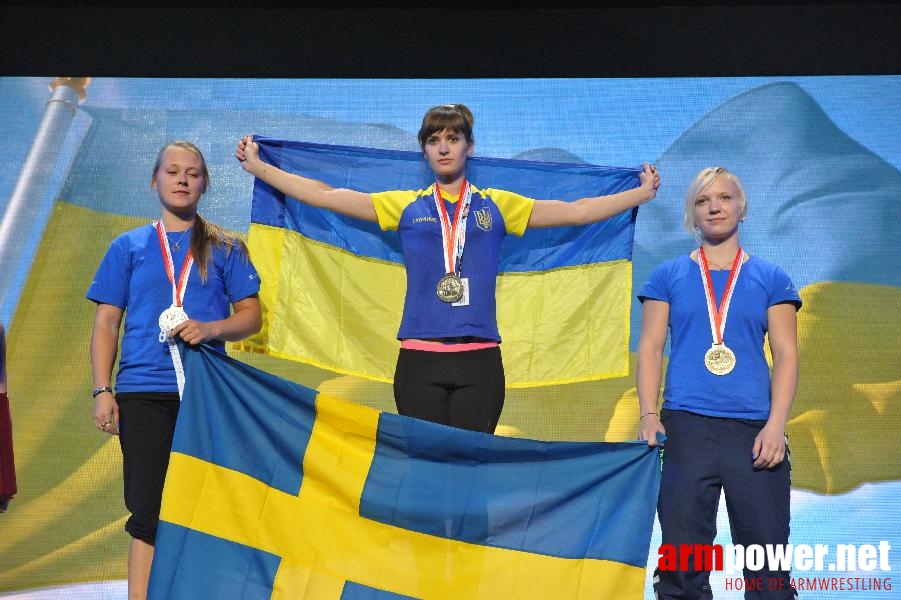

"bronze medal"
[704,343,736,375]
[436,273,465,303]
[698,247,744,377]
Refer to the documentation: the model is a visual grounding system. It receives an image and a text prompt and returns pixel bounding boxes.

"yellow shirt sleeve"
[482,188,535,236]
[371,189,422,231]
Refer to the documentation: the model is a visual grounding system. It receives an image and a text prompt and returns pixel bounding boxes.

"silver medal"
[159,305,189,334]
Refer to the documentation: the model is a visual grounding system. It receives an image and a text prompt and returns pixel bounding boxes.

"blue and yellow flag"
[149,343,662,599]
[236,138,641,387]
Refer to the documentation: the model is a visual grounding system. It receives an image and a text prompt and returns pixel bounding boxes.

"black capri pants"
[116,392,180,545]
[393,345,505,434]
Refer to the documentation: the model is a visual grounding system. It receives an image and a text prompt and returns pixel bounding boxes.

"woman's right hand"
[235,135,259,172]
[92,392,120,436]
[638,413,665,447]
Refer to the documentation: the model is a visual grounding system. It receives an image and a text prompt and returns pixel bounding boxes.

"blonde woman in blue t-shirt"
[637,166,801,599]
[88,140,262,600]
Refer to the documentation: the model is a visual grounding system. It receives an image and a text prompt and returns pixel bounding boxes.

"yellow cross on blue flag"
[149,343,662,599]
[235,137,641,387]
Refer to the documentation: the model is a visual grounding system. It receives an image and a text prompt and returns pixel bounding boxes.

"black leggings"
[393,346,505,434]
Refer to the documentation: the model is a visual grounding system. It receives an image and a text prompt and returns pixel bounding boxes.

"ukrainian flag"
[150,343,662,599]
[236,137,640,388]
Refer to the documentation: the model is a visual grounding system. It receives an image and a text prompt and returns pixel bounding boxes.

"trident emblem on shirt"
[474,207,492,231]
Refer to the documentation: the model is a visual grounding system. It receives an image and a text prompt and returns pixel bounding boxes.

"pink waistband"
[400,339,499,353]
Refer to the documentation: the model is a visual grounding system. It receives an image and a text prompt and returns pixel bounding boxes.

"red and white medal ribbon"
[698,246,744,347]
[433,180,472,277]
[155,220,194,397]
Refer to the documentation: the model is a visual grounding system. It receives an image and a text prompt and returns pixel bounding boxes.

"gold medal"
[159,305,189,334]
[436,273,465,303]
[704,343,736,375]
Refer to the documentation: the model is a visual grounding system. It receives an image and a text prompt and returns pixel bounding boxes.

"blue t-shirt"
[637,253,801,419]
[86,223,261,393]
[371,184,534,341]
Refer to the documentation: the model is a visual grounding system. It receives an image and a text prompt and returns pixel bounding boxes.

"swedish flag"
[150,343,662,599]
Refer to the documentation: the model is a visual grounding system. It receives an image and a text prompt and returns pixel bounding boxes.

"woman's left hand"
[752,423,786,469]
[170,319,216,346]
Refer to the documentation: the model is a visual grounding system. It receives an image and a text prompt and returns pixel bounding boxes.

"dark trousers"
[393,346,505,433]
[654,409,796,600]
[117,392,180,544]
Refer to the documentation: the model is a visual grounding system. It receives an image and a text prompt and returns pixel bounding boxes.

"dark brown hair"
[417,104,475,150]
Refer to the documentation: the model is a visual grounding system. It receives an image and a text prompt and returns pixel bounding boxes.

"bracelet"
[639,412,658,420]
[92,386,113,398]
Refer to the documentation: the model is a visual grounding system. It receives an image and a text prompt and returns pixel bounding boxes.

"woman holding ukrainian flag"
[236,103,659,434]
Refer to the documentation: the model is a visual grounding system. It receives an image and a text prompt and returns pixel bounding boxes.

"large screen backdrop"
[0,76,898,599]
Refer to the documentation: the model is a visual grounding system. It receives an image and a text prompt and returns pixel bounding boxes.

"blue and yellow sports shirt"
[372,184,534,341]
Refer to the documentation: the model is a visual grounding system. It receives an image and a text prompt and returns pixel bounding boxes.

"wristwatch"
[92,386,114,398]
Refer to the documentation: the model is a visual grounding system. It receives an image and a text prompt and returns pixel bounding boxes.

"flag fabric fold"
[149,343,662,599]
[236,137,641,387]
